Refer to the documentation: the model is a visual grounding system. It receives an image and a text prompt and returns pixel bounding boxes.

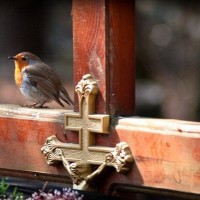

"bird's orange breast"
[14,61,28,88]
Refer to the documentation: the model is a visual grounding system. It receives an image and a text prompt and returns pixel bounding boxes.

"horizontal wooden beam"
[113,117,200,195]
[0,104,70,123]
[0,106,66,174]
[0,105,199,196]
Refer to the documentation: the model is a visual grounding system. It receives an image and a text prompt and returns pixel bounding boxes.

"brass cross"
[42,74,113,165]
[63,74,113,164]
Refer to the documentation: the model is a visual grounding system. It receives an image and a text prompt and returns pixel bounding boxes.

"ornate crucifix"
[41,74,134,191]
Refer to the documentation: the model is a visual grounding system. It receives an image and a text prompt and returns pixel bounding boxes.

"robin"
[8,52,74,108]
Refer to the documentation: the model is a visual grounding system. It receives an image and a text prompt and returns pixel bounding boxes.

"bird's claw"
[21,103,49,108]
[35,105,49,108]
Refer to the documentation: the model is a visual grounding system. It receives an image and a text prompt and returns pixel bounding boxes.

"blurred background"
[136,0,200,121]
[0,0,73,108]
[1,0,200,121]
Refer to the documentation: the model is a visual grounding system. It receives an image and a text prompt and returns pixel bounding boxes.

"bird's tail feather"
[60,86,74,106]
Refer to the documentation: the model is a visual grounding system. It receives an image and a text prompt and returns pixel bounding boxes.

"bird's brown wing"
[24,63,65,107]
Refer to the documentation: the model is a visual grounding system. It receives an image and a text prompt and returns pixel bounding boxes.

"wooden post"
[72,0,135,116]
[0,1,200,197]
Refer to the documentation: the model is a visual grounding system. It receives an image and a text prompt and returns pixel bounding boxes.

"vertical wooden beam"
[107,0,135,116]
[72,0,135,116]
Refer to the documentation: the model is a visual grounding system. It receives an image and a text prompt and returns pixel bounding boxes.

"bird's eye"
[21,57,27,61]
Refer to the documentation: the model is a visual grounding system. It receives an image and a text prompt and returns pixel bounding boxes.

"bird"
[8,52,74,108]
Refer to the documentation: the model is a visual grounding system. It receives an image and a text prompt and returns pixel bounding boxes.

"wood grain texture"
[0,117,65,172]
[0,106,200,195]
[72,0,107,113]
[0,104,70,122]
[0,105,116,181]
[0,106,76,182]
[113,117,200,194]
[107,0,135,116]
[72,0,135,116]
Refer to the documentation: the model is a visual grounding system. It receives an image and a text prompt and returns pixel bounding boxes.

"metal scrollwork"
[106,142,134,173]
[75,74,99,97]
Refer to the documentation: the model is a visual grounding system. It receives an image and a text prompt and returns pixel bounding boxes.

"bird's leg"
[35,101,49,108]
[29,103,38,108]
[21,103,38,108]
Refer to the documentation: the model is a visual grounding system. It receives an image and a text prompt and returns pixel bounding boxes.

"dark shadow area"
[109,183,200,200]
[2,177,123,200]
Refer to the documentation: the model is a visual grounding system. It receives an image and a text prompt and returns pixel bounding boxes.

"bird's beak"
[8,56,18,60]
